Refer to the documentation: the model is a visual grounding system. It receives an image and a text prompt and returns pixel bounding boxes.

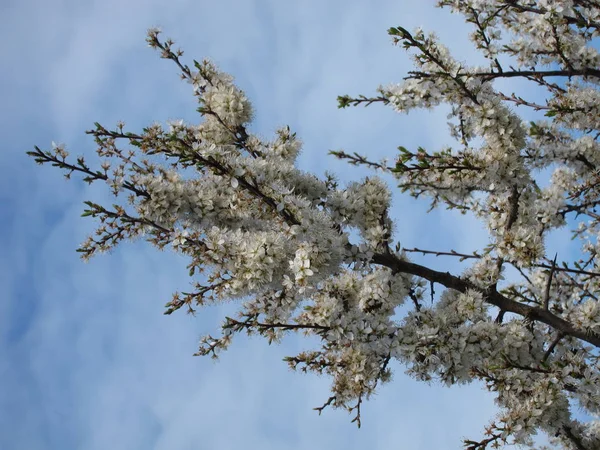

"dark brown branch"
[499,93,550,111]
[474,68,600,81]
[503,0,600,31]
[408,68,600,84]
[371,251,600,348]
[350,394,363,428]
[463,433,502,450]
[543,253,559,310]
[224,316,330,332]
[562,425,589,450]
[543,332,565,362]
[403,246,600,278]
[26,146,150,199]
[314,396,336,415]
[329,150,392,171]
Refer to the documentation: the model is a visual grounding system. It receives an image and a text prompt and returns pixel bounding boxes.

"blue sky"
[1,1,583,449]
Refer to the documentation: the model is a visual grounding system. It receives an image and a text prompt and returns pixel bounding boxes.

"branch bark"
[372,252,600,348]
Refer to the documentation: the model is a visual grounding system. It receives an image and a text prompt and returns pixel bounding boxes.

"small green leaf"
[337,95,351,109]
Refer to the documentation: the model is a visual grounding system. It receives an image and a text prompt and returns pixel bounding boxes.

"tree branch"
[371,251,600,348]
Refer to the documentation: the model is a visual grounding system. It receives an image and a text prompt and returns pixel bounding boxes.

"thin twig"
[543,253,559,310]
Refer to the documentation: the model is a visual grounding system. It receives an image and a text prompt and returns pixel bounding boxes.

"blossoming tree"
[27,1,600,448]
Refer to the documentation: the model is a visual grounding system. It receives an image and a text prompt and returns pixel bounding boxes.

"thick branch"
[371,252,600,348]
